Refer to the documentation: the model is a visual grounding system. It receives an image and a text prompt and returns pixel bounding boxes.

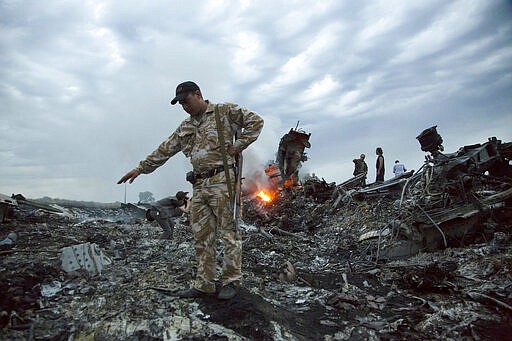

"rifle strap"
[232,130,243,241]
[214,104,234,204]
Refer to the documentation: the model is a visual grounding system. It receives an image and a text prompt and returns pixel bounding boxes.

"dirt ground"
[1,188,511,340]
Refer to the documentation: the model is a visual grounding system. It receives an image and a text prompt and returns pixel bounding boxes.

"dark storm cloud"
[0,0,510,202]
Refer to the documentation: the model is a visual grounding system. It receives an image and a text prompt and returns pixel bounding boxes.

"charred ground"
[1,179,511,340]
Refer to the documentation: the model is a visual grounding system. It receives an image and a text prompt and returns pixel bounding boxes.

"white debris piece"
[60,242,112,276]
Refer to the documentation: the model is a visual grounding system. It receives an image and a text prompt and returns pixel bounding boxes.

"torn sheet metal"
[276,127,311,185]
[0,193,18,223]
[264,161,283,189]
[15,195,63,213]
[362,128,512,260]
[60,242,112,277]
[338,172,367,190]
[358,171,414,196]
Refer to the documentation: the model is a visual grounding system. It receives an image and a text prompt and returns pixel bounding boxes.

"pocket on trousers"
[193,224,212,241]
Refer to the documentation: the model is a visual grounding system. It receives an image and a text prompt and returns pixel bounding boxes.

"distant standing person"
[375,147,385,183]
[352,154,368,186]
[393,160,407,177]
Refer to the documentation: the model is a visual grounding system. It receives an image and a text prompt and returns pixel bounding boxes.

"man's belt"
[194,164,234,180]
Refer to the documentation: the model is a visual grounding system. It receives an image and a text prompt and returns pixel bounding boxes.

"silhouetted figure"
[375,147,385,183]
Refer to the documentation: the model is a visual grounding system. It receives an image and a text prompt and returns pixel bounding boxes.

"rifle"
[232,128,243,240]
[214,105,241,240]
[214,105,234,201]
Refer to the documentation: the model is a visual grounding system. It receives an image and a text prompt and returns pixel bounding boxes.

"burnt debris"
[362,127,512,260]
[273,124,311,188]
[1,127,511,340]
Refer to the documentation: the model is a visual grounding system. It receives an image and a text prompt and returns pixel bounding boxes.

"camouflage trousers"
[190,169,242,293]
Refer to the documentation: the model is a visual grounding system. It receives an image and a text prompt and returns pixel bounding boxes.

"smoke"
[242,169,272,197]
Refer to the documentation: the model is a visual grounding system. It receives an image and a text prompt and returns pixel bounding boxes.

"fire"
[283,174,302,189]
[283,179,293,188]
[256,190,272,203]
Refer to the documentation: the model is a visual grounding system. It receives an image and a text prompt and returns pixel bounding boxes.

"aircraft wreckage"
[348,126,512,259]
[1,126,511,339]
[265,124,311,190]
[255,124,511,261]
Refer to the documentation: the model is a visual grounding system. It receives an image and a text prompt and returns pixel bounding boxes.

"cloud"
[392,0,487,64]
[0,0,511,202]
[230,31,265,81]
[301,74,340,102]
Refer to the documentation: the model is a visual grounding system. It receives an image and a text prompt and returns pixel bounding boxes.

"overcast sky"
[1,0,511,203]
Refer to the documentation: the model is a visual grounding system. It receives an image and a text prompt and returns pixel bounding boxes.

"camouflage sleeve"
[135,129,182,174]
[227,104,264,151]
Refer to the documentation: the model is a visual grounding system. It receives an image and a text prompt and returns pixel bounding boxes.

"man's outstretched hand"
[117,169,140,184]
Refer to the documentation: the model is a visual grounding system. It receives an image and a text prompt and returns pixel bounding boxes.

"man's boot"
[217,281,240,300]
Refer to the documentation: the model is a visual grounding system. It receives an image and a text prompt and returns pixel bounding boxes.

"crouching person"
[146,191,190,240]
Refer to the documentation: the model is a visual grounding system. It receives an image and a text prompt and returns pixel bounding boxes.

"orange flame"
[283,179,293,188]
[256,190,272,203]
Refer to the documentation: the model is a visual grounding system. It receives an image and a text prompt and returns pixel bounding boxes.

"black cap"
[170,81,200,105]
[176,191,189,201]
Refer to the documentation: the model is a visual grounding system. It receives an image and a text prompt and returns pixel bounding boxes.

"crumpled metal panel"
[276,128,311,182]
[60,242,112,277]
[360,129,512,260]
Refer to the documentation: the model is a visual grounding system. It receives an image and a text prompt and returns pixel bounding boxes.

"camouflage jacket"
[136,101,264,174]
[353,159,368,176]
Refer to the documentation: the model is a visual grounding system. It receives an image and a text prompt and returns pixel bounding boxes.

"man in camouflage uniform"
[352,154,368,186]
[118,81,264,300]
